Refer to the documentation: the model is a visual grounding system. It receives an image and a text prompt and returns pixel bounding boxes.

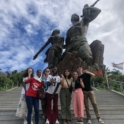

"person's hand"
[61,74,64,79]
[42,81,45,87]
[83,70,89,74]
[50,78,54,83]
[28,69,32,77]
[33,53,38,60]
[73,87,75,91]
[28,71,32,76]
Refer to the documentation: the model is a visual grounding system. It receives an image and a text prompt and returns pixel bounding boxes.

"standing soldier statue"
[64,0,101,65]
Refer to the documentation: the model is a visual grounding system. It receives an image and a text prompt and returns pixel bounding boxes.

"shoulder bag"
[37,87,46,99]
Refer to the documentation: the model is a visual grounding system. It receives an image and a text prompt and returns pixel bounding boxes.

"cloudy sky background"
[0,0,124,73]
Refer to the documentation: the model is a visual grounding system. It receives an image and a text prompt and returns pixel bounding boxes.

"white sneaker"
[56,119,59,124]
[45,119,50,124]
[87,120,92,124]
[76,120,80,124]
[31,120,33,124]
[98,118,104,124]
[23,120,27,124]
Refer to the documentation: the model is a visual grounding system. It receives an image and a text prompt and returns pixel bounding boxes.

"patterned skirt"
[15,94,27,118]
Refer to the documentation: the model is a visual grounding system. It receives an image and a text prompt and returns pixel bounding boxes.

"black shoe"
[79,120,83,124]
[76,120,80,124]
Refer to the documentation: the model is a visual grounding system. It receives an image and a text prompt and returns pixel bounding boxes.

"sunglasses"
[45,70,50,72]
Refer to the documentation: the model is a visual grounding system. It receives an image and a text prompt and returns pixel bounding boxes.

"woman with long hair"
[60,69,73,124]
[24,68,44,124]
[16,67,34,124]
[72,71,85,124]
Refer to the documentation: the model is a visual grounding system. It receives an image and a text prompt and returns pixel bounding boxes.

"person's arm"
[33,37,52,60]
[23,78,27,94]
[83,70,95,77]
[80,78,85,88]
[60,75,65,87]
[24,71,32,83]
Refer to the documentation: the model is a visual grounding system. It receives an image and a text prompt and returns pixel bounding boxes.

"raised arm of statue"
[83,7,101,23]
[33,37,52,60]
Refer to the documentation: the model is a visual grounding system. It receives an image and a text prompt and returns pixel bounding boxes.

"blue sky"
[0,0,124,73]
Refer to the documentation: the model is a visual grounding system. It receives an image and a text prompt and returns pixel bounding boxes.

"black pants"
[41,98,47,116]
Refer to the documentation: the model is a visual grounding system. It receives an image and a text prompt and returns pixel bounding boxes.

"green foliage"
[91,76,104,84]
[107,69,124,81]
[4,78,13,89]
[113,82,120,91]
[91,76,107,90]
[91,68,124,92]
[0,70,24,90]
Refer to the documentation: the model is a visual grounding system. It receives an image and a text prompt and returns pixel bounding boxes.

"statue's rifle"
[90,0,100,7]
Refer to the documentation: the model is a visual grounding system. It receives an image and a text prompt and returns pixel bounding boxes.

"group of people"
[15,66,104,124]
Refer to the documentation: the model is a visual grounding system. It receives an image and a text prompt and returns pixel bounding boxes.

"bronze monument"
[33,0,105,73]
[33,29,64,69]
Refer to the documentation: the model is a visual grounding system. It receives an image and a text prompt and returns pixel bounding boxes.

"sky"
[0,0,124,73]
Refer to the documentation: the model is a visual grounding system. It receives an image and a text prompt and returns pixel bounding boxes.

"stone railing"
[92,82,107,90]
[92,80,124,93]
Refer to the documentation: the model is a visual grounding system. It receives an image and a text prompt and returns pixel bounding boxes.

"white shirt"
[34,76,42,82]
[46,75,60,94]
[42,75,52,82]
[21,77,30,95]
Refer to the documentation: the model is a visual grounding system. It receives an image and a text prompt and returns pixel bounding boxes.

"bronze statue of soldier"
[64,0,101,65]
[33,29,64,69]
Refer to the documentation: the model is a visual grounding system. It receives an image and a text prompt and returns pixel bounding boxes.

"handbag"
[37,87,46,99]
[65,79,72,93]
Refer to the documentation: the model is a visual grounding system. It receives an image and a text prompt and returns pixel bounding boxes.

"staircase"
[0,87,124,124]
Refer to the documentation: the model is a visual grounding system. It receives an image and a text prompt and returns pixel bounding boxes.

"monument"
[33,0,105,74]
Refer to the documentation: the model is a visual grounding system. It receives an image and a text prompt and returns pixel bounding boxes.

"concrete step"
[1,109,124,116]
[1,106,124,111]
[0,118,124,124]
[1,87,124,124]
[0,112,124,120]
